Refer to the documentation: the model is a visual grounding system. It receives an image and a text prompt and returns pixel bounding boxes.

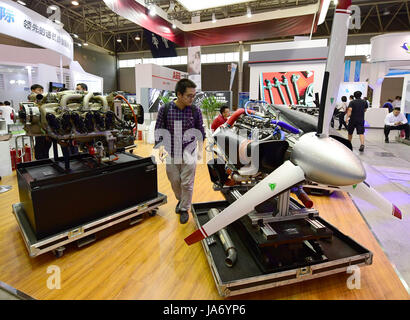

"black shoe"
[175,201,181,214]
[179,210,189,224]
[385,138,389,143]
[359,145,364,152]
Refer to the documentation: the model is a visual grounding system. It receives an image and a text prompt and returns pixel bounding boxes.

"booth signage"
[371,33,410,62]
[0,0,73,60]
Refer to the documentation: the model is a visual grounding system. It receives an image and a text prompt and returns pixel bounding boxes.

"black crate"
[16,152,158,239]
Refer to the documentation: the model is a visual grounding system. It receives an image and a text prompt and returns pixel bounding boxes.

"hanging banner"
[0,0,73,60]
[354,60,362,82]
[344,60,351,82]
[143,29,177,58]
[188,46,201,91]
[229,63,237,91]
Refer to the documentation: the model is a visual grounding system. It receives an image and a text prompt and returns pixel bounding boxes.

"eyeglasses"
[184,94,196,100]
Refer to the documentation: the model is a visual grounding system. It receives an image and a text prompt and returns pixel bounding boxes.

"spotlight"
[135,36,141,41]
[172,20,176,29]
[117,38,122,43]
[17,1,27,5]
[83,42,89,46]
[149,5,156,17]
[72,1,80,5]
[212,12,216,23]
[72,34,79,39]
[77,43,82,47]
[48,5,58,10]
[247,7,252,18]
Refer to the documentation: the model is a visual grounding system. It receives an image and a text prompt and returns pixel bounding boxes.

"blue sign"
[0,6,15,23]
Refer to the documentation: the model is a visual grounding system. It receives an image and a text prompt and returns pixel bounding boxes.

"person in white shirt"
[335,96,348,130]
[384,107,409,143]
[0,101,14,126]
[392,96,401,109]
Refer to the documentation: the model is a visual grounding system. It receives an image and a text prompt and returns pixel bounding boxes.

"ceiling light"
[117,38,122,43]
[212,12,216,23]
[83,42,88,46]
[72,1,80,5]
[48,5,58,10]
[333,0,338,6]
[77,43,82,47]
[318,0,331,25]
[17,1,27,5]
[172,20,177,29]
[247,6,252,18]
[149,5,156,17]
[382,10,390,16]
[73,34,79,39]
[135,36,141,40]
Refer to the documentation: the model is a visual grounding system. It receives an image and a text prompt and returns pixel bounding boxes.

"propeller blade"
[341,182,402,220]
[184,161,305,245]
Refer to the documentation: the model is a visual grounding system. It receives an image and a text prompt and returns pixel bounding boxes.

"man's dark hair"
[0,102,4,105]
[395,96,401,100]
[76,83,88,91]
[4,101,10,106]
[175,78,196,96]
[31,84,43,91]
[341,96,347,102]
[220,105,229,114]
[353,91,362,99]
[388,99,393,102]
[350,95,354,100]
[393,107,401,111]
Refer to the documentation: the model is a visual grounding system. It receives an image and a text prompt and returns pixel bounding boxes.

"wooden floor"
[0,141,408,300]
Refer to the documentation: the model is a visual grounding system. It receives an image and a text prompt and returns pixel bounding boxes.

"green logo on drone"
[269,183,276,191]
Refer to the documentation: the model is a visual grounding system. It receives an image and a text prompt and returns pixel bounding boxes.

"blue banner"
[344,60,351,82]
[354,60,362,82]
[143,29,176,58]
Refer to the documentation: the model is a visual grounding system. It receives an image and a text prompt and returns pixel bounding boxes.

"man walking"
[346,91,368,152]
[154,79,205,224]
[335,96,348,130]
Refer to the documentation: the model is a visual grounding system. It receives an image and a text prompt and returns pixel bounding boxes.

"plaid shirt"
[154,101,205,158]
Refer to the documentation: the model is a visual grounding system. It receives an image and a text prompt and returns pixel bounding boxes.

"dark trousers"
[34,136,52,160]
[338,112,347,130]
[384,123,409,139]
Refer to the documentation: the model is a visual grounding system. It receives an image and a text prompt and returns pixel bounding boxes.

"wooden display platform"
[0,141,408,300]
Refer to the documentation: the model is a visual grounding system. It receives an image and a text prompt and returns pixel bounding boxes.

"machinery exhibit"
[184,0,403,296]
[11,90,167,258]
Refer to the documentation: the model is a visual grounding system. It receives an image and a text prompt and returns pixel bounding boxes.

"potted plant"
[200,95,223,129]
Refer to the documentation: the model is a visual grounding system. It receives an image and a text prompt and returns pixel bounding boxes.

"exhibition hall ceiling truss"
[16,0,410,53]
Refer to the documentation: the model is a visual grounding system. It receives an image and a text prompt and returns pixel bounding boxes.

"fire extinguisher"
[10,148,16,171]
[23,144,32,162]
[16,149,22,166]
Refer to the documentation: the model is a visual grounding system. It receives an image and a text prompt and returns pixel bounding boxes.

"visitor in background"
[393,96,401,109]
[382,99,394,113]
[76,83,88,92]
[211,106,230,132]
[30,84,52,160]
[346,91,368,152]
[335,96,348,130]
[384,107,409,143]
